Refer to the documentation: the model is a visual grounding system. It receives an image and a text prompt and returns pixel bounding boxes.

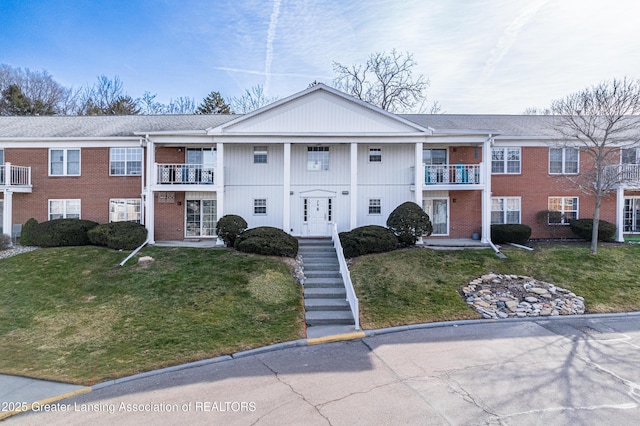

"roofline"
[0,136,141,142]
[208,83,434,135]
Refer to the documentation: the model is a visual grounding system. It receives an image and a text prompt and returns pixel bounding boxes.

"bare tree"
[523,106,553,115]
[78,75,140,115]
[229,85,278,114]
[550,77,640,254]
[332,50,436,113]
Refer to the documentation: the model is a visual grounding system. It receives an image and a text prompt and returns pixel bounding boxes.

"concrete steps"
[299,239,355,331]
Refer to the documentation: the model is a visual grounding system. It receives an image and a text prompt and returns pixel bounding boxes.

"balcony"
[604,164,640,188]
[154,164,216,188]
[424,164,483,187]
[0,163,32,192]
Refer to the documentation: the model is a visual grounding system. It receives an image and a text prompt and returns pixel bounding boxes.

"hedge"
[235,227,298,257]
[339,225,398,258]
[569,218,616,241]
[23,219,99,247]
[88,222,148,250]
[491,224,532,245]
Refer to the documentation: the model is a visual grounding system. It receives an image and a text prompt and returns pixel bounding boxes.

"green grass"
[0,246,303,385]
[350,243,640,329]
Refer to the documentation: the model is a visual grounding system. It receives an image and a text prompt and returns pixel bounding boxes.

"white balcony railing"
[156,164,215,185]
[425,164,481,185]
[0,163,31,187]
[604,164,640,185]
[331,223,360,331]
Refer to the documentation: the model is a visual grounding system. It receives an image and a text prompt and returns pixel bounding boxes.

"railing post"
[4,162,10,186]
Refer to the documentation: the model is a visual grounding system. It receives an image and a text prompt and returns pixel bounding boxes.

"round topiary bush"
[491,224,532,245]
[234,227,298,257]
[88,222,148,250]
[339,225,398,258]
[28,219,99,247]
[569,218,616,242]
[20,218,39,246]
[215,214,248,247]
[386,201,433,247]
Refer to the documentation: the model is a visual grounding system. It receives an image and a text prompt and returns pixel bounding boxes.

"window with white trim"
[369,147,382,163]
[0,149,4,164]
[254,146,268,164]
[491,197,521,224]
[368,199,382,215]
[50,149,80,176]
[307,147,329,171]
[492,148,521,174]
[49,199,81,220]
[254,199,267,215]
[622,148,640,164]
[548,197,578,224]
[110,148,142,175]
[109,199,142,223]
[549,148,578,174]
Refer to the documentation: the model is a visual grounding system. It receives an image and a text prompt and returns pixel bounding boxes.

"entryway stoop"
[299,239,356,338]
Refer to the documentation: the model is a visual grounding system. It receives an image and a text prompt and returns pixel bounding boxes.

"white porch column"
[616,186,625,242]
[216,142,224,224]
[145,140,155,244]
[350,142,358,230]
[481,137,492,243]
[283,143,291,233]
[2,190,12,239]
[414,142,423,206]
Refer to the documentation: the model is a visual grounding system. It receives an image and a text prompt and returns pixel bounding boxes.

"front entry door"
[307,198,330,236]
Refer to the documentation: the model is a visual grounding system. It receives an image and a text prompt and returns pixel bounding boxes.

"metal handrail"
[424,164,482,185]
[331,223,360,330]
[156,163,215,185]
[1,164,31,186]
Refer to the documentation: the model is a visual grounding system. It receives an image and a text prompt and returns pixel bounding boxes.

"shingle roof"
[0,115,239,138]
[401,114,561,137]
[0,113,562,139]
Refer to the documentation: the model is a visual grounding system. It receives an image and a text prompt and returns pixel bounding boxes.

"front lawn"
[0,246,304,385]
[349,243,640,329]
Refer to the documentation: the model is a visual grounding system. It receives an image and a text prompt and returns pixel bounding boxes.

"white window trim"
[491,196,522,224]
[109,198,142,223]
[307,146,330,171]
[491,147,521,174]
[48,199,81,220]
[424,197,449,236]
[368,198,382,215]
[109,147,143,176]
[368,147,382,163]
[253,198,267,215]
[548,196,579,225]
[253,146,268,164]
[549,147,579,175]
[49,148,81,176]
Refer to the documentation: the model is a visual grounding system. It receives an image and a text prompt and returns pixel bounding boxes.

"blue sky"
[1,0,638,113]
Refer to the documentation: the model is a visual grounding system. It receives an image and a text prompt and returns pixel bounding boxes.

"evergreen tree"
[197,91,231,114]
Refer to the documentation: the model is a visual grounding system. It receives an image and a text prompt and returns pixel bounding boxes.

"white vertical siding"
[225,144,284,186]
[290,144,350,186]
[224,186,283,230]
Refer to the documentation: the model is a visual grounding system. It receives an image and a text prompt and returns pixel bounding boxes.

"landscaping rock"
[460,273,585,319]
[138,256,154,265]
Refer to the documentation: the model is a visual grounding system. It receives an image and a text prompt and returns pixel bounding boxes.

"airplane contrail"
[264,0,282,95]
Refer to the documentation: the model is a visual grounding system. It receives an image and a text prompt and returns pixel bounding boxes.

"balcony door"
[423,149,448,184]
[186,148,216,184]
[624,198,640,233]
[424,198,449,236]
[186,199,217,237]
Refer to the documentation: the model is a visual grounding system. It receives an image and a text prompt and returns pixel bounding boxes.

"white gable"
[212,85,429,135]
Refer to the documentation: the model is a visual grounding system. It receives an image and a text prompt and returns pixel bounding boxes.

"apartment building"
[1,84,637,244]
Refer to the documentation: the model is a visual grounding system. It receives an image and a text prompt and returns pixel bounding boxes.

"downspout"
[140,136,146,227]
[483,133,505,258]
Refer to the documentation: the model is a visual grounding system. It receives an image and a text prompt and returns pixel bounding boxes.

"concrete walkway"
[4,313,640,424]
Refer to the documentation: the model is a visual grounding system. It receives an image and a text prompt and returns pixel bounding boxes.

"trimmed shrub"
[386,201,433,247]
[491,224,532,245]
[20,218,39,246]
[216,214,248,247]
[569,218,616,242]
[235,227,298,257]
[88,222,148,250]
[0,233,11,250]
[25,219,99,247]
[339,225,398,258]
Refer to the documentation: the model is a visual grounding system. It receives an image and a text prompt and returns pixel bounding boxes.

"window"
[423,149,447,165]
[423,199,448,235]
[109,199,142,223]
[369,147,382,163]
[369,199,382,215]
[254,146,268,164]
[307,147,329,171]
[0,149,4,184]
[548,197,578,224]
[0,149,4,164]
[187,148,216,165]
[186,199,217,237]
[254,199,267,215]
[549,148,578,174]
[110,148,142,175]
[492,148,521,174]
[49,199,80,220]
[50,149,80,176]
[491,197,521,224]
[622,148,639,164]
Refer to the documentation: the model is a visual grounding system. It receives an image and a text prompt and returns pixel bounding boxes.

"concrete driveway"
[7,315,640,425]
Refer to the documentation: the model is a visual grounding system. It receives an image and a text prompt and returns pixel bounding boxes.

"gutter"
[119,238,150,267]
[488,240,507,259]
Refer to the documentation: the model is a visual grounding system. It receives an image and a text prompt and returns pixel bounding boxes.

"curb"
[6,311,640,420]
